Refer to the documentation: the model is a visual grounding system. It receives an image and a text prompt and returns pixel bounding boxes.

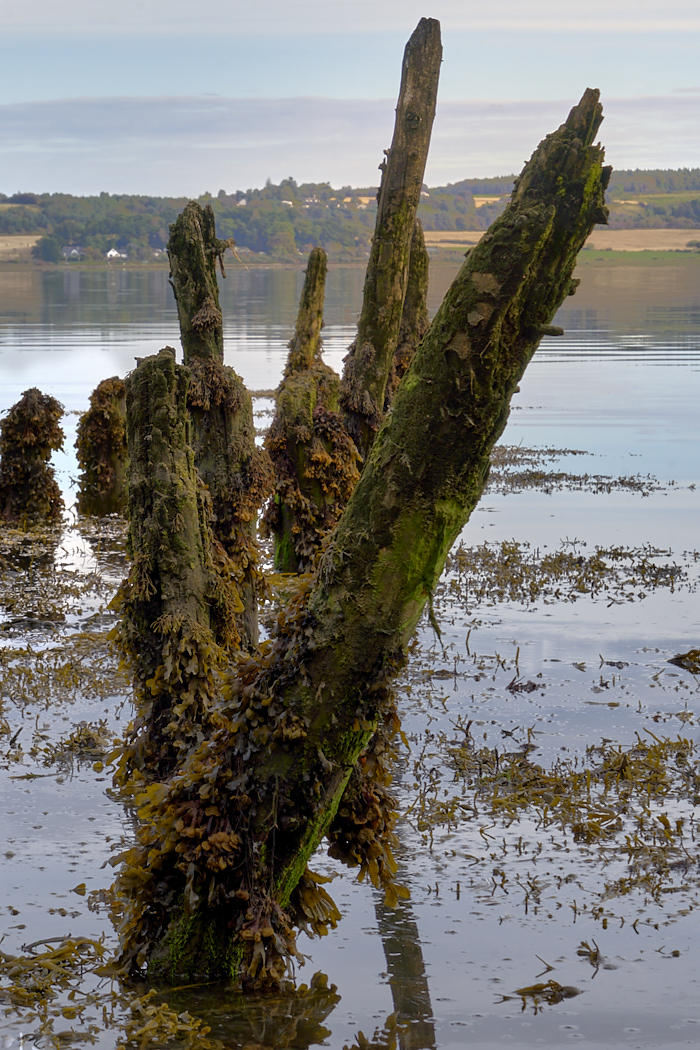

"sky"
[1,0,699,195]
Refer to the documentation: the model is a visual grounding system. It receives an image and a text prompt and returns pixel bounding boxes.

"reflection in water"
[158,971,341,1049]
[375,893,436,1050]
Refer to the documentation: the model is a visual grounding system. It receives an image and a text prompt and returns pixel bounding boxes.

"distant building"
[62,245,83,259]
[106,248,128,259]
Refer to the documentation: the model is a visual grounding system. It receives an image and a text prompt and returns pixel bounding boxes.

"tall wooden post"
[167,202,272,649]
[340,18,442,461]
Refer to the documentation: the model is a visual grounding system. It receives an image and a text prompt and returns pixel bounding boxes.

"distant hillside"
[2,169,700,263]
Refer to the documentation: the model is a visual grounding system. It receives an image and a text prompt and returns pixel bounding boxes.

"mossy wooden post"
[75,376,127,516]
[117,348,230,781]
[167,201,228,364]
[168,202,272,650]
[340,18,442,461]
[114,90,610,987]
[264,247,360,571]
[384,218,430,410]
[0,388,64,525]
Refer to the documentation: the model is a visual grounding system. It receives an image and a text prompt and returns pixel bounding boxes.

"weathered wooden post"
[75,376,127,516]
[116,348,234,782]
[263,247,360,571]
[112,89,610,987]
[167,202,273,649]
[384,218,431,410]
[340,17,442,461]
[0,388,64,525]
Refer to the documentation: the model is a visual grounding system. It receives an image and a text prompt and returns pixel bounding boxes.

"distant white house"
[106,248,127,259]
[62,245,82,259]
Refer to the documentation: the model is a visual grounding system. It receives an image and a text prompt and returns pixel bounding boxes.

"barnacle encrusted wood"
[113,89,609,988]
[76,376,127,516]
[340,17,442,461]
[263,247,360,571]
[0,387,64,525]
[168,200,273,649]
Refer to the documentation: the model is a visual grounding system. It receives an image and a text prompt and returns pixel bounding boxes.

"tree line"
[2,167,700,264]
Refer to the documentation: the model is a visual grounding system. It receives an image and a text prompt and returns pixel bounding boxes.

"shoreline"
[2,226,700,274]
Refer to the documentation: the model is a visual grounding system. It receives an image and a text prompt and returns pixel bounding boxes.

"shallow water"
[1,258,700,1048]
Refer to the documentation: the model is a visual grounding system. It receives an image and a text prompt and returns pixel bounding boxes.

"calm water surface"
[1,257,700,1049]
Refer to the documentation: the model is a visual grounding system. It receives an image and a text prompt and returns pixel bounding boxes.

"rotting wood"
[168,202,273,649]
[340,17,442,461]
[263,247,360,571]
[75,376,127,517]
[112,88,609,987]
[0,388,64,526]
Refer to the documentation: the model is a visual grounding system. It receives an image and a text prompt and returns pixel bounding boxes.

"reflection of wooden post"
[0,388,64,525]
[375,895,436,1050]
[115,89,609,988]
[168,202,272,649]
[76,377,127,517]
[264,247,360,571]
[340,18,442,461]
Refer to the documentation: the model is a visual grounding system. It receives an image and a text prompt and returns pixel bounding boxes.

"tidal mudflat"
[1,257,699,1048]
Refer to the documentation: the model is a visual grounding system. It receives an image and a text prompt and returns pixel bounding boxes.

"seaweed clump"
[327,702,410,910]
[75,376,127,516]
[0,388,64,525]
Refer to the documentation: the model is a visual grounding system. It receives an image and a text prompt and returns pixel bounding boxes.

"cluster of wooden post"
[0,18,611,995]
[109,63,609,990]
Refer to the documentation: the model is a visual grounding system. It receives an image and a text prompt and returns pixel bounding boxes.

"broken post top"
[285,246,328,375]
[167,201,230,365]
[513,88,609,221]
[340,17,442,461]
[376,17,442,215]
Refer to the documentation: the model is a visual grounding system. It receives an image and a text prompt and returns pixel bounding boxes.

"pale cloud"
[1,94,698,197]
[1,0,699,34]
